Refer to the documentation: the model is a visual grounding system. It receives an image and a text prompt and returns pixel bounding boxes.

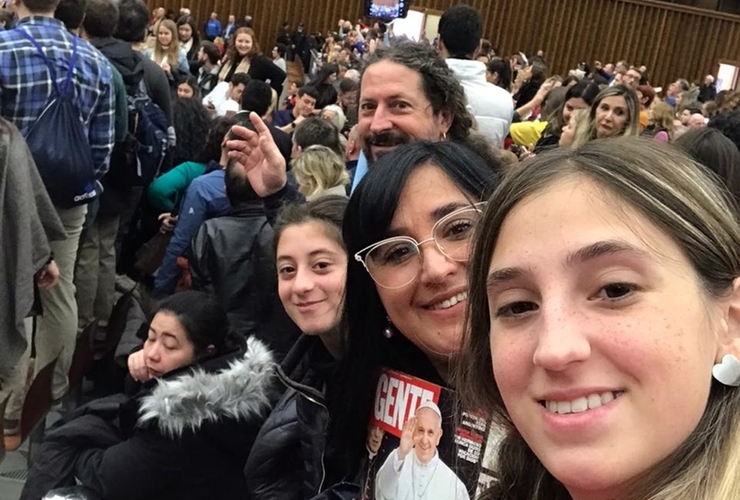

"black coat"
[188,202,300,358]
[244,335,334,500]
[22,339,277,500]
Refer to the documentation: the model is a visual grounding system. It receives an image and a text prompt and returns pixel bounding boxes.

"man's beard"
[362,129,413,161]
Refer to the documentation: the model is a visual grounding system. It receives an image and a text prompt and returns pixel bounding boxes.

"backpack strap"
[17,29,78,96]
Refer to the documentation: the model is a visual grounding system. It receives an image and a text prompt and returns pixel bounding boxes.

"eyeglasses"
[354,202,487,289]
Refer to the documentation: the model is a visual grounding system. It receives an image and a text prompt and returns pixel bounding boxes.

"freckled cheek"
[490,334,531,395]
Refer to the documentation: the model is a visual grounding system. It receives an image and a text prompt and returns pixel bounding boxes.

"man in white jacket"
[438,4,513,148]
[376,402,469,500]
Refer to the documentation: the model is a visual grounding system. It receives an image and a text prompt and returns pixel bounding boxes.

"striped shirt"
[0,16,115,178]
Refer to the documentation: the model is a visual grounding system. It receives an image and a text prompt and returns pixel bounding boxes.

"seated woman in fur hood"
[22,291,277,500]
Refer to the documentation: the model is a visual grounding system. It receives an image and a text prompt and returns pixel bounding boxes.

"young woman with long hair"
[461,137,740,500]
[218,27,286,93]
[245,196,349,500]
[144,19,189,84]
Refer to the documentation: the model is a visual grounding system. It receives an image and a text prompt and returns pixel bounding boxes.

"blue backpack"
[20,30,98,207]
[125,68,170,186]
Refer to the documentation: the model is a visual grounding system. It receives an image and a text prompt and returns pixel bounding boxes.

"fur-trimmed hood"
[137,337,276,438]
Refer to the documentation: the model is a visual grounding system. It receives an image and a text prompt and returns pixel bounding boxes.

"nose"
[145,342,161,363]
[532,300,591,371]
[418,240,458,285]
[368,103,393,133]
[293,267,315,294]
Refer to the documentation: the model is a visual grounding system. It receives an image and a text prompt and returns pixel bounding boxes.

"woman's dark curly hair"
[172,97,212,166]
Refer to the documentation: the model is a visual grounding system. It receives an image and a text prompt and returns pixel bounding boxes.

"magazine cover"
[358,368,506,500]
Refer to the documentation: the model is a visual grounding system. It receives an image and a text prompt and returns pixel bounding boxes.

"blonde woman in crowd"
[461,137,740,500]
[646,101,677,143]
[144,19,189,84]
[292,145,349,200]
[576,85,641,146]
[559,108,590,149]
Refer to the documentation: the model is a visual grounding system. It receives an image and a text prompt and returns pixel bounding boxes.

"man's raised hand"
[226,112,287,197]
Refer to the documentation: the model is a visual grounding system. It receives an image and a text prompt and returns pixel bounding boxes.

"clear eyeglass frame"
[353,202,488,289]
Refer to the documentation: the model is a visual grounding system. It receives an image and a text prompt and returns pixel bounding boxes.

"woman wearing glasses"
[322,141,499,488]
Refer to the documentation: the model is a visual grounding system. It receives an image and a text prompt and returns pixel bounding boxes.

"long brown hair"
[153,19,181,69]
[225,27,261,64]
[458,137,740,500]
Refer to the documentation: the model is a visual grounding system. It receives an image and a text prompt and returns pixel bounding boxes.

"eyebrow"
[486,240,648,289]
[360,92,412,104]
[277,249,338,261]
[385,201,471,238]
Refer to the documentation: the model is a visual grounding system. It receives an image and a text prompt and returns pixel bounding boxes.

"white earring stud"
[712,354,740,387]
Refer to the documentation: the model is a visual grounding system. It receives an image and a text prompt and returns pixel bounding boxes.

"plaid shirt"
[0,16,115,178]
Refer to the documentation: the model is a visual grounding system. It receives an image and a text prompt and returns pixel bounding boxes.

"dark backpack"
[109,64,170,189]
[19,31,97,208]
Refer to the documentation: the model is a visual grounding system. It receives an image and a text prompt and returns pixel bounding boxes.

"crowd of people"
[2,0,740,499]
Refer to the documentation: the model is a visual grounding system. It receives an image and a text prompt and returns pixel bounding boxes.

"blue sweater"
[205,19,222,39]
[153,169,230,296]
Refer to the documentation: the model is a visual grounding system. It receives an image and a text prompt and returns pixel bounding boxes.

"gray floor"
[0,440,28,500]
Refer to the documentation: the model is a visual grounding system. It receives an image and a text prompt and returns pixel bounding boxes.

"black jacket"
[22,339,277,500]
[249,55,287,94]
[244,335,334,500]
[189,202,300,358]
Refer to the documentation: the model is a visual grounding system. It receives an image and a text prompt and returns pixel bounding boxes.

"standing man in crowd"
[699,74,717,103]
[437,4,512,148]
[223,13,236,42]
[0,0,114,432]
[204,11,220,42]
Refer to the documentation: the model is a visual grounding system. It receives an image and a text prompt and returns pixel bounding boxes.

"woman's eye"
[596,283,637,300]
[439,219,475,241]
[495,301,539,318]
[278,266,296,277]
[314,261,332,271]
[378,243,416,265]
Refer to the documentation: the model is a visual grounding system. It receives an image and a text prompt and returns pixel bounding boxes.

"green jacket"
[147,161,208,213]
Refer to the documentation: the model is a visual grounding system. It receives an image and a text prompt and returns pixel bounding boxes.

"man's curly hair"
[362,41,473,141]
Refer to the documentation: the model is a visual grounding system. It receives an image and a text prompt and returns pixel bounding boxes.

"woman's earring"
[712,354,740,387]
[383,317,394,339]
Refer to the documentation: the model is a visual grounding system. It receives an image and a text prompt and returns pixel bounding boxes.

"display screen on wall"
[365,0,410,20]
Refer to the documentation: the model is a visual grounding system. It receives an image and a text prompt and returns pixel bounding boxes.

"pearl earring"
[383,318,394,339]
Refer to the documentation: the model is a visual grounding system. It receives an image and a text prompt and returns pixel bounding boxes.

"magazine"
[358,368,505,500]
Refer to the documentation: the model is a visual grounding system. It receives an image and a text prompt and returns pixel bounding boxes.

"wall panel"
[147,0,740,88]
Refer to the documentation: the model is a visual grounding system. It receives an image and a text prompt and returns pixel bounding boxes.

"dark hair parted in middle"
[326,141,499,475]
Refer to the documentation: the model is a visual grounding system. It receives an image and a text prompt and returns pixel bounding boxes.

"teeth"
[429,292,468,311]
[544,391,620,415]
[587,394,602,409]
[570,397,588,413]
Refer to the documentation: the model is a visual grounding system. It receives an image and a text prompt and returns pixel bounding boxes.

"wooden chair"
[67,322,98,407]
[19,357,58,463]
[95,291,133,362]
[0,392,12,463]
